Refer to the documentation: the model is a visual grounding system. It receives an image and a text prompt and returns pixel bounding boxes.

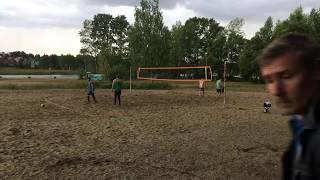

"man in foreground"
[259,33,320,179]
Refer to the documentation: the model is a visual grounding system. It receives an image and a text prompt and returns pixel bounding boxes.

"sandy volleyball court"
[0,89,289,179]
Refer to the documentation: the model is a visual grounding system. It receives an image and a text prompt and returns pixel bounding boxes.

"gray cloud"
[0,12,83,28]
[86,0,320,23]
[0,0,102,28]
[85,0,139,7]
[85,0,186,9]
[1,0,320,29]
[185,0,320,23]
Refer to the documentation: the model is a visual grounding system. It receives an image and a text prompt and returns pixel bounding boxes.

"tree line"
[0,51,95,71]
[2,0,319,82]
[80,0,320,81]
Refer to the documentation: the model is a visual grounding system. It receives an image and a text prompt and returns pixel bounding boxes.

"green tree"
[111,15,130,57]
[80,13,130,78]
[128,0,171,70]
[181,17,224,66]
[79,19,99,71]
[273,7,311,38]
[240,17,273,81]
[206,31,227,76]
[76,54,95,73]
[91,14,113,52]
[309,8,320,41]
[105,15,130,79]
[170,21,186,66]
[58,55,78,70]
[224,18,246,77]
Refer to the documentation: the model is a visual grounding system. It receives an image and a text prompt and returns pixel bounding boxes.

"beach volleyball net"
[137,66,212,82]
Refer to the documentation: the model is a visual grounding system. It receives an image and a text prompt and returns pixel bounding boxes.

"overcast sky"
[0,0,319,55]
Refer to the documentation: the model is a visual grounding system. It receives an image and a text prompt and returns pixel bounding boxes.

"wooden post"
[223,61,226,105]
[130,66,132,94]
[205,66,207,80]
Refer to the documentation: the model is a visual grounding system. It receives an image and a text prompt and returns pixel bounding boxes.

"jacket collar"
[304,100,320,130]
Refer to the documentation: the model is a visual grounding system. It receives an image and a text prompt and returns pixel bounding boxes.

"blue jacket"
[87,80,95,93]
[282,101,320,180]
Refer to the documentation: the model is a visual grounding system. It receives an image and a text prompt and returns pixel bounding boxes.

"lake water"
[0,74,79,79]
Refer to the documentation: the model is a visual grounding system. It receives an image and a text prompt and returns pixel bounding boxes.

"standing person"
[112,76,122,105]
[87,77,97,103]
[198,79,205,96]
[215,77,223,96]
[258,33,320,180]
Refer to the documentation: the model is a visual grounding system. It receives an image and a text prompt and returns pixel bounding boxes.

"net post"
[130,66,132,94]
[223,61,226,105]
[205,66,207,81]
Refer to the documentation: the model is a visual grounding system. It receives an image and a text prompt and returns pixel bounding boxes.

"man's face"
[261,54,317,115]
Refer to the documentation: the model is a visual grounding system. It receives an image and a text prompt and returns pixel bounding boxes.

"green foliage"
[111,16,130,56]
[273,7,312,38]
[77,4,320,85]
[79,20,96,55]
[79,13,130,79]
[4,4,320,87]
[183,17,225,66]
[239,17,273,82]
[128,0,171,69]
[170,21,186,66]
[309,8,320,41]
[238,7,320,82]
[108,64,130,81]
[76,54,95,73]
[224,18,246,77]
[91,14,113,51]
[78,69,86,79]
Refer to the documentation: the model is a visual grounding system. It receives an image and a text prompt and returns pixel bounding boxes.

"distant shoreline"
[0,74,79,79]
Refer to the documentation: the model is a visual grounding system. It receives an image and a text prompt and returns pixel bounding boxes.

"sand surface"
[0,89,289,179]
